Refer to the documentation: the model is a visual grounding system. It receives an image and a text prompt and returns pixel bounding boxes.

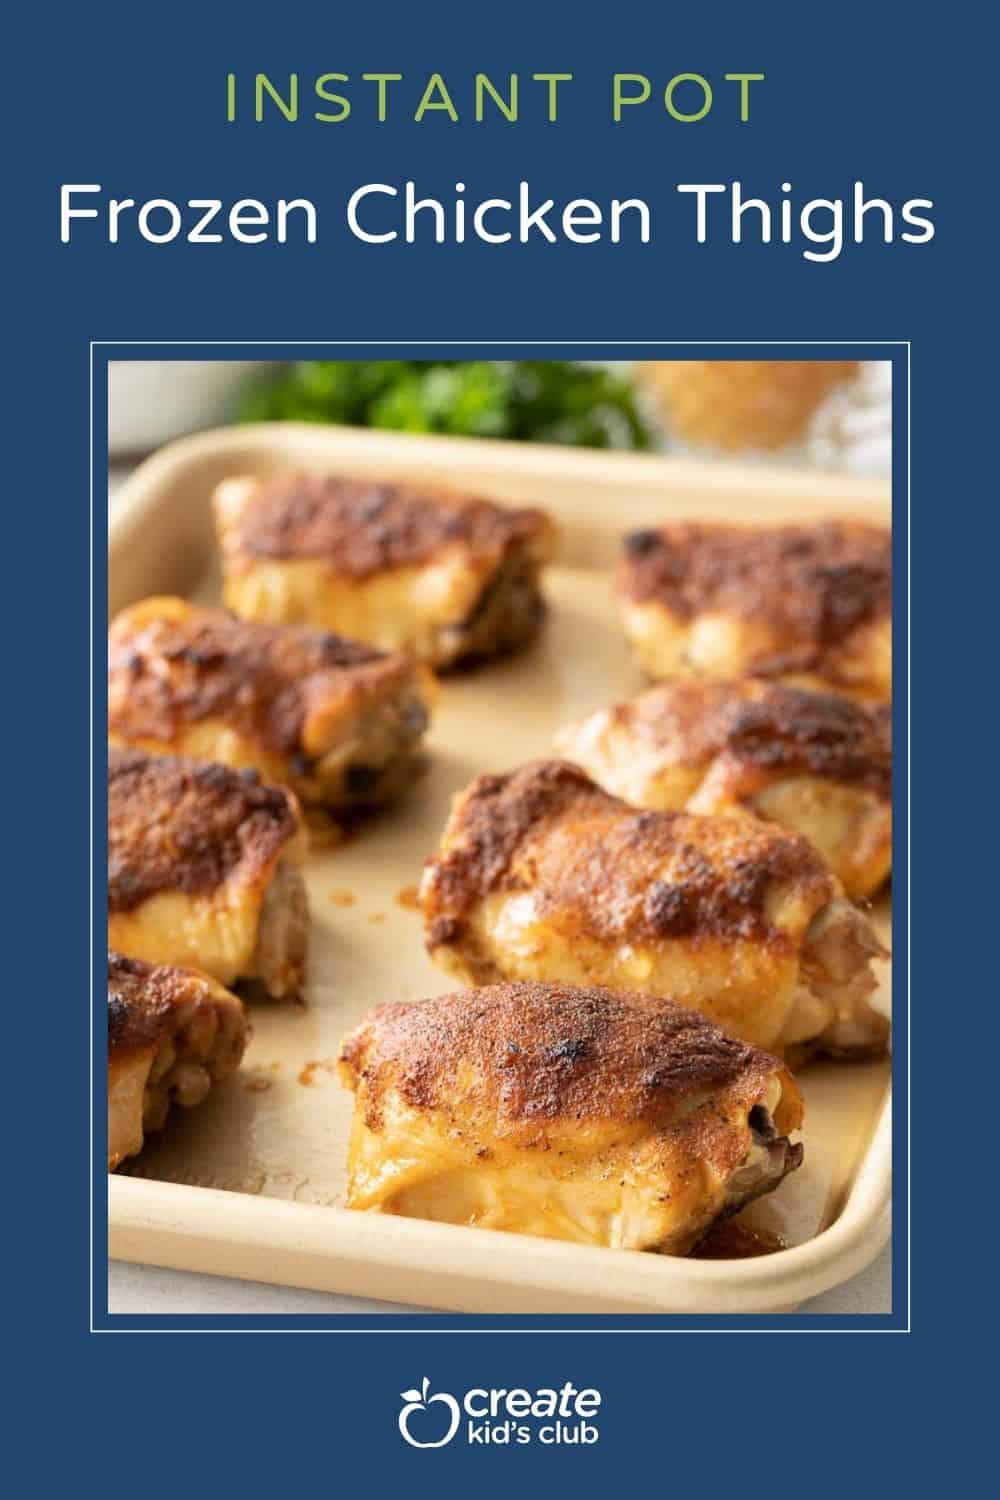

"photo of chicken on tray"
[105,359,895,1314]
[212,471,556,669]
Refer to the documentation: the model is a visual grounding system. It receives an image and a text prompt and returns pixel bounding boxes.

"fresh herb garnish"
[239,360,652,450]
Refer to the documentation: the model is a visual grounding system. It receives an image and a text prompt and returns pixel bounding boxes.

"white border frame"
[93,343,917,1338]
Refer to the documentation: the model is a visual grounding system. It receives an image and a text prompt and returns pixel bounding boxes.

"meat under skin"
[108,950,249,1170]
[107,748,309,1000]
[213,472,556,669]
[420,760,889,1061]
[556,678,892,900]
[616,521,891,701]
[338,981,804,1255]
[108,596,433,818]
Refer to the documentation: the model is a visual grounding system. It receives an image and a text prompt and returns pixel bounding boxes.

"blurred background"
[108,358,891,479]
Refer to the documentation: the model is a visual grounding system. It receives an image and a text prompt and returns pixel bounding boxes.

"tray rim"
[104,422,893,1318]
[109,419,891,531]
[107,1093,890,1319]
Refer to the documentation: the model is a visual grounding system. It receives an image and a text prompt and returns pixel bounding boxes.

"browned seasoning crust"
[108,748,299,912]
[108,600,416,757]
[614,679,892,799]
[107,949,244,1056]
[618,521,891,664]
[423,760,831,955]
[108,950,191,1055]
[339,980,803,1144]
[225,473,551,575]
[107,949,250,1171]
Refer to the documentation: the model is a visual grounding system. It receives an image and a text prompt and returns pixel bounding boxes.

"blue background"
[8,0,985,1489]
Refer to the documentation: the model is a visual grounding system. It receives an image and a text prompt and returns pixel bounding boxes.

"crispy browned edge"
[223,472,554,575]
[339,980,802,1138]
[107,949,239,1056]
[603,679,892,799]
[108,747,299,911]
[422,759,832,955]
[108,600,419,757]
[617,521,891,646]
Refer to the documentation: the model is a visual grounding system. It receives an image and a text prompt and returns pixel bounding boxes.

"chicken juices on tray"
[108,597,433,821]
[107,748,308,1000]
[213,471,555,669]
[556,678,892,901]
[338,980,804,1255]
[420,761,888,1062]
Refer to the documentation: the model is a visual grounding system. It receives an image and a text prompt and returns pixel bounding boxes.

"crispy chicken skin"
[108,748,309,1000]
[556,679,892,900]
[616,521,891,700]
[108,950,249,1171]
[338,981,804,1254]
[108,597,433,817]
[420,761,888,1061]
[213,472,556,668]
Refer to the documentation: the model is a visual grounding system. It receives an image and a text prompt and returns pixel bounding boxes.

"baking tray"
[106,422,893,1316]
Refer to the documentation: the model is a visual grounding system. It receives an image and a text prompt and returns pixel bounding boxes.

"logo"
[397,1379,601,1448]
[398,1378,462,1448]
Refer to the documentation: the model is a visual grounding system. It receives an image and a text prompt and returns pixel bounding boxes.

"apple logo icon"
[398,1378,461,1448]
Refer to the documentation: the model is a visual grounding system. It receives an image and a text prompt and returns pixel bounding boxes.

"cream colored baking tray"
[107,422,893,1316]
